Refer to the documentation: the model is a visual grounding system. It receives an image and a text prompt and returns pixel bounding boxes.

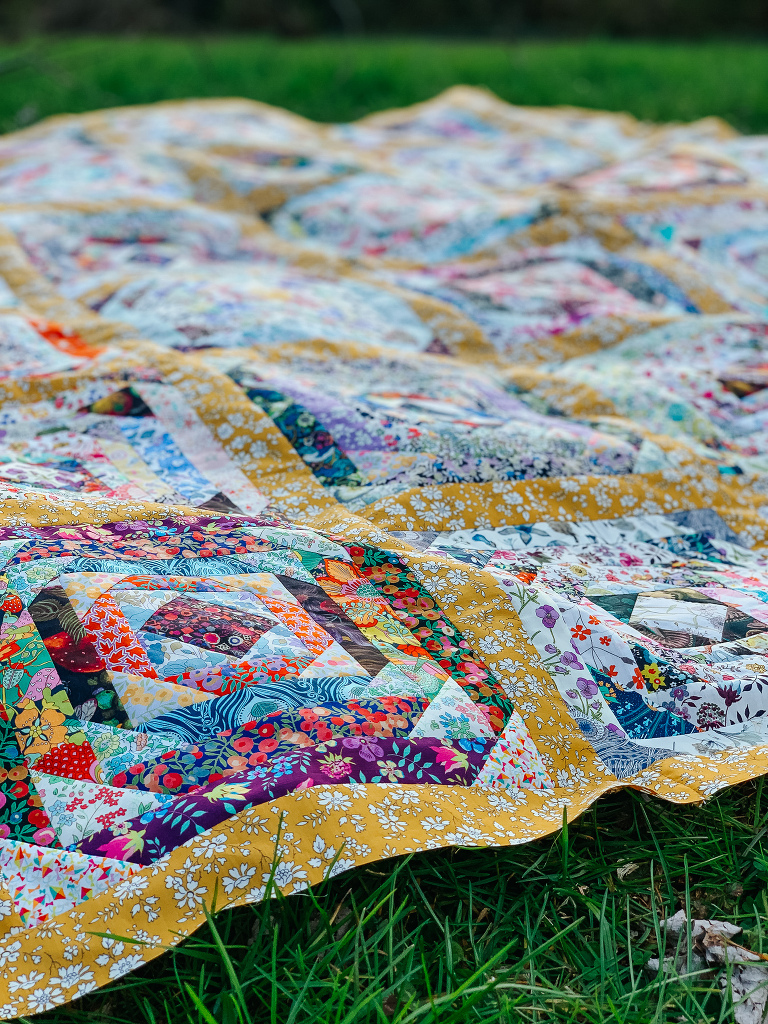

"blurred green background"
[2,0,766,39]
[2,36,768,133]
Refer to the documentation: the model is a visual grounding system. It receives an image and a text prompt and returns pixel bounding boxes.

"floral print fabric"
[1,86,768,1017]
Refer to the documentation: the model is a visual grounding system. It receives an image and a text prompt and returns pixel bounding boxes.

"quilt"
[1,87,768,1014]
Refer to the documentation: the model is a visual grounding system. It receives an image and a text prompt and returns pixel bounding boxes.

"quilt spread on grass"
[4,88,768,1015]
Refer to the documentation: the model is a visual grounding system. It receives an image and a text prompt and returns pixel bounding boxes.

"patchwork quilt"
[1,87,768,1014]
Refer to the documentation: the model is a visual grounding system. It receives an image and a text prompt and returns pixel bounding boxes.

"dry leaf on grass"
[646,911,768,1024]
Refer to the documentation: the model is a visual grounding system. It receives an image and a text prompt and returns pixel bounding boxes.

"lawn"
[1,37,768,133]
[4,34,768,1024]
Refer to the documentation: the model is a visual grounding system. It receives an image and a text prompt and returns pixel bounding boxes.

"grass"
[5,33,768,1022]
[1,37,768,133]
[32,780,768,1023]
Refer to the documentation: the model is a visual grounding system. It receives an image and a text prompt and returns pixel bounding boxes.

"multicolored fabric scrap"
[2,86,768,1014]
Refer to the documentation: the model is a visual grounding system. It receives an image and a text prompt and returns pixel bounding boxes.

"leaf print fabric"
[2,86,768,1017]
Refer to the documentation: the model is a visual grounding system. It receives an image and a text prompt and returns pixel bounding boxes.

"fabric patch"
[141,595,276,655]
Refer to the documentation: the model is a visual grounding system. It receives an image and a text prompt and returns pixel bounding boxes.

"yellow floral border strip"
[0,741,766,1020]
